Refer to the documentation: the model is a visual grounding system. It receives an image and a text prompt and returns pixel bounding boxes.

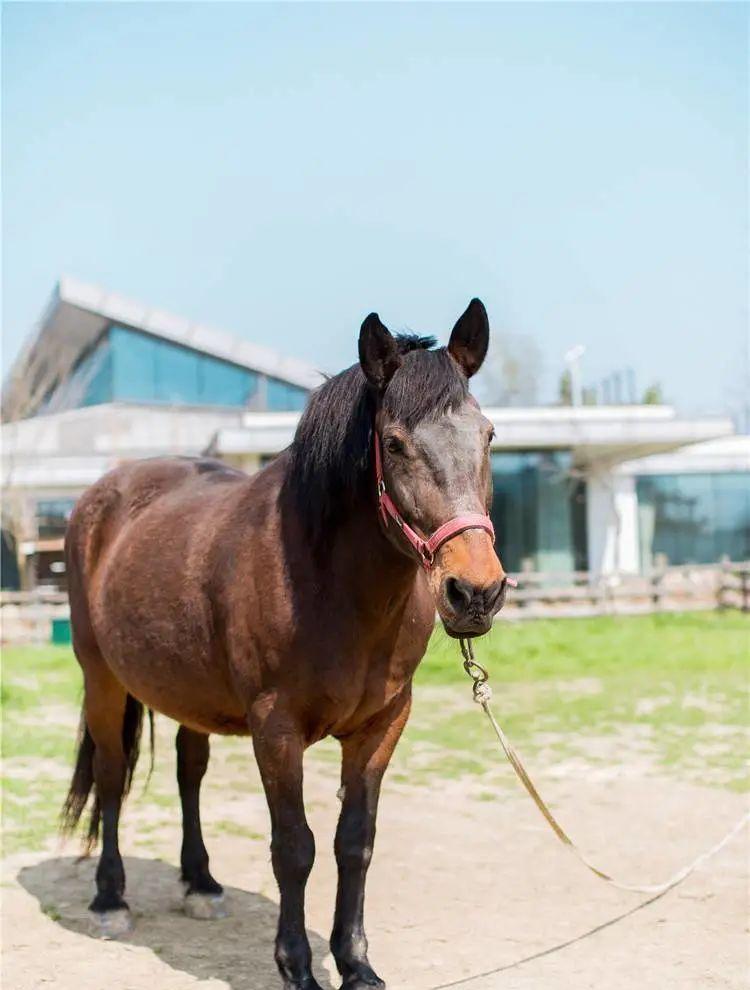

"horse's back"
[67,456,242,576]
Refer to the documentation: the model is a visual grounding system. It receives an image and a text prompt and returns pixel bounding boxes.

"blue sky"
[2,2,747,417]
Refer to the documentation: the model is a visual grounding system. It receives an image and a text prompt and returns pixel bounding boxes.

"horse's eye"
[487,429,496,448]
[385,436,406,456]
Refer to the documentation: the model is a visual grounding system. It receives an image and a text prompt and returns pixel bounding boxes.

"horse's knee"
[271,823,316,885]
[334,815,374,872]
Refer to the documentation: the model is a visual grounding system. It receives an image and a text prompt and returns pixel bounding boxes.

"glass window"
[36,498,77,538]
[111,325,157,402]
[1,530,20,590]
[154,336,200,403]
[40,334,113,412]
[490,450,584,573]
[110,325,260,408]
[33,323,308,413]
[81,340,114,406]
[637,472,750,567]
[200,354,258,406]
[267,377,308,412]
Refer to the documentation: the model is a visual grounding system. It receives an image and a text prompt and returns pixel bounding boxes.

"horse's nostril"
[485,578,507,613]
[444,576,473,613]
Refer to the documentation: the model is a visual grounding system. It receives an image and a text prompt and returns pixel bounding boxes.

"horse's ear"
[448,298,490,378]
[359,313,402,390]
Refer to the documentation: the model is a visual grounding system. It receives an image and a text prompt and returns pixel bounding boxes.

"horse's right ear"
[358,313,402,391]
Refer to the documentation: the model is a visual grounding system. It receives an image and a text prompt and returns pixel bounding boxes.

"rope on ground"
[426,638,750,988]
[428,881,679,989]
[459,636,749,895]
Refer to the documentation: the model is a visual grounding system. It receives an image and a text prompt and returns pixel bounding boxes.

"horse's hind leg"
[176,726,227,920]
[84,665,133,936]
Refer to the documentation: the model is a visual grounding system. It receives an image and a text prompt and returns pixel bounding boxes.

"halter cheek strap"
[373,429,498,570]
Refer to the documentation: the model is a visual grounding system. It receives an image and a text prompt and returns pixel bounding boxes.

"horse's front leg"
[331,686,412,989]
[250,695,322,990]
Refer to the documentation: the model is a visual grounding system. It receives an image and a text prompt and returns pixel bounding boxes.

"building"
[2,278,321,588]
[2,279,748,590]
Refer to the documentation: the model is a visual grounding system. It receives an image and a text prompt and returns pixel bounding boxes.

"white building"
[2,279,747,589]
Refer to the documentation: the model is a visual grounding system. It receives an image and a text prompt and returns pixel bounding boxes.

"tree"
[474,332,543,407]
[642,382,664,405]
[558,369,572,406]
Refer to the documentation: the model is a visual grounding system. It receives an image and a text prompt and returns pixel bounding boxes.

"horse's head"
[360,298,507,638]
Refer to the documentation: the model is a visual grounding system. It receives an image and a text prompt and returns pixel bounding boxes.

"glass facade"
[36,498,77,538]
[267,376,308,412]
[637,472,750,568]
[490,451,586,573]
[40,324,308,413]
[1,530,20,590]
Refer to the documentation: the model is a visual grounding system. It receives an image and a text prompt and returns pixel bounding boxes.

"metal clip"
[459,638,489,685]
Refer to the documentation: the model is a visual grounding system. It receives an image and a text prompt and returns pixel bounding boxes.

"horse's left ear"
[359,313,402,391]
[448,298,490,378]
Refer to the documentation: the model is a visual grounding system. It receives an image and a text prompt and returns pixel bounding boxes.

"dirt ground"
[2,744,748,990]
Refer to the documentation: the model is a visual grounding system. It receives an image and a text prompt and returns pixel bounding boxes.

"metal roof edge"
[56,277,324,389]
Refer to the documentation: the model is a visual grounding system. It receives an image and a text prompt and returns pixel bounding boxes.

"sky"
[2,2,748,420]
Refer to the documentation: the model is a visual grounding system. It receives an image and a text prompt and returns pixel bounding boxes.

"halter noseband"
[373,428,496,570]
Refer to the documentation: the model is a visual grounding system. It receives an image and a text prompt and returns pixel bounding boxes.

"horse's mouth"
[439,613,494,639]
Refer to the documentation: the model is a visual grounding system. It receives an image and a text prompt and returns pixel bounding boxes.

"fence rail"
[503,561,750,619]
[1,562,749,642]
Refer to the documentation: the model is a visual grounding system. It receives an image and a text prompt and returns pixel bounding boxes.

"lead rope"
[458,637,750,896]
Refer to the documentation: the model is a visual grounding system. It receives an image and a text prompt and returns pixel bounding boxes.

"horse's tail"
[61,696,154,853]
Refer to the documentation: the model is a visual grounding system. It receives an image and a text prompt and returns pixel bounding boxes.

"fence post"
[717,555,730,611]
[651,554,668,612]
[519,557,533,610]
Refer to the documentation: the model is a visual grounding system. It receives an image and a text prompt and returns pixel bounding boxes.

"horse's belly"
[90,577,248,734]
[106,646,249,735]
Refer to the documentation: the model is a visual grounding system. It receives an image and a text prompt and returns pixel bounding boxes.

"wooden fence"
[1,562,748,642]
[502,561,750,619]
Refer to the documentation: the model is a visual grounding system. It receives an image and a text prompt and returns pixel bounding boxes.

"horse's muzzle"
[439,575,507,638]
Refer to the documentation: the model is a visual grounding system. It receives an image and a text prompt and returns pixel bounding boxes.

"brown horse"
[62,298,507,989]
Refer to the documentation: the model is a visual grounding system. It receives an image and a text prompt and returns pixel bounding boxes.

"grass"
[1,612,748,855]
[398,612,750,788]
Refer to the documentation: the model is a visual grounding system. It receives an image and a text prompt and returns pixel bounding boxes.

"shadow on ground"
[18,855,335,990]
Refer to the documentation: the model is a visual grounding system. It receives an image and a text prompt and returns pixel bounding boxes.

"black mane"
[285,335,468,546]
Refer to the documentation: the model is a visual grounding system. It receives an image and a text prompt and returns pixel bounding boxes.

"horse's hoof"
[88,908,134,939]
[341,970,385,989]
[184,891,228,920]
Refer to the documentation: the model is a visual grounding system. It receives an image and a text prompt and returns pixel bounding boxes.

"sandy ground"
[2,748,748,990]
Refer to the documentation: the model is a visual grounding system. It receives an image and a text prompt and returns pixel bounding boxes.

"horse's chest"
[310,618,432,737]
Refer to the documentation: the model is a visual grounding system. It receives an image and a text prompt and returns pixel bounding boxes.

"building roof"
[211,404,736,467]
[618,434,750,475]
[2,277,324,420]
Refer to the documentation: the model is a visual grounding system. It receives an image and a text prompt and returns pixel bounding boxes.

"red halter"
[373,429,497,570]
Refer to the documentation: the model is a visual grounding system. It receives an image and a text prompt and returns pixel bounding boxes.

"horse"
[61,297,508,989]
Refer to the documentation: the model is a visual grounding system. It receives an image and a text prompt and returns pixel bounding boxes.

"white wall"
[586,471,640,576]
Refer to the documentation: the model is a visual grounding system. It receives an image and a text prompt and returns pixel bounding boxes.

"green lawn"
[2,612,748,854]
[401,612,750,788]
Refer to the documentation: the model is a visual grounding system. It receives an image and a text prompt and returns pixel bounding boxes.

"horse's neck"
[328,506,424,619]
